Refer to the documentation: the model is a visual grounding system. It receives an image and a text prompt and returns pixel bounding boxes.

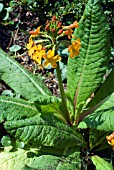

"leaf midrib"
[94,155,112,170]
[0,98,37,111]
[74,8,93,110]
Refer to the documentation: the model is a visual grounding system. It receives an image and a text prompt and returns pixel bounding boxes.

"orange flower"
[43,50,61,68]
[69,21,78,29]
[64,28,73,39]
[107,139,114,150]
[68,39,81,58]
[106,132,114,150]
[29,26,41,37]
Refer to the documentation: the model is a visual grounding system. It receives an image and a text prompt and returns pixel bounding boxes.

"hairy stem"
[56,64,71,125]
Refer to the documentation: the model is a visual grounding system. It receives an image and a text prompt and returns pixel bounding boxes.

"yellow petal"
[111,139,114,145]
[26,38,33,49]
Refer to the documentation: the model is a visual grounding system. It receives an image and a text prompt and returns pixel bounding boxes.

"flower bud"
[46,20,49,24]
[52,16,56,21]
[58,29,63,34]
[57,22,62,28]
[52,28,55,33]
[45,25,49,31]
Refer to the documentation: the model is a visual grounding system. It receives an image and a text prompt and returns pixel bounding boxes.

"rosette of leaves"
[0,0,114,169]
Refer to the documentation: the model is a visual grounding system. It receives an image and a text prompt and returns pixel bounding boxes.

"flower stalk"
[56,63,71,125]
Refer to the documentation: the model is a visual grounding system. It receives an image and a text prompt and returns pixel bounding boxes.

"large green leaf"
[79,92,114,131]
[23,150,81,170]
[86,68,114,108]
[4,114,84,149]
[0,48,51,100]
[91,155,113,170]
[67,0,110,112]
[0,96,38,123]
[0,147,28,170]
[0,147,81,170]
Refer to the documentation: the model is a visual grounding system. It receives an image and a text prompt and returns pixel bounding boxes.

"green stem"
[56,64,71,125]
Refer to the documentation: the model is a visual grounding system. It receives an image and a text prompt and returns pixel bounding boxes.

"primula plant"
[0,0,114,169]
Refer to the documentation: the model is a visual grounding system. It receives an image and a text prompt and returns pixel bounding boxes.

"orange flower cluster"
[106,132,114,150]
[26,16,81,68]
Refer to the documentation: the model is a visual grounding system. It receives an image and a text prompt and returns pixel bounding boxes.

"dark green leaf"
[4,114,84,149]
[67,0,110,114]
[79,92,114,131]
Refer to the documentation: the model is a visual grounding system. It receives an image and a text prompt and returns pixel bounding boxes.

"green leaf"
[0,147,28,170]
[91,155,113,170]
[29,95,65,122]
[26,155,81,170]
[87,68,114,108]
[0,96,38,123]
[67,0,110,112]
[23,149,81,170]
[4,114,84,149]
[0,48,51,100]
[79,92,114,131]
[89,129,109,151]
[9,45,21,52]
[29,95,61,105]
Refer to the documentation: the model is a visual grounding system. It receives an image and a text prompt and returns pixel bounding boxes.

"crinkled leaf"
[29,95,61,105]
[0,96,38,123]
[0,148,28,170]
[79,92,114,131]
[23,149,81,170]
[29,95,65,122]
[67,0,110,112]
[4,114,84,149]
[91,155,113,170]
[0,48,51,100]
